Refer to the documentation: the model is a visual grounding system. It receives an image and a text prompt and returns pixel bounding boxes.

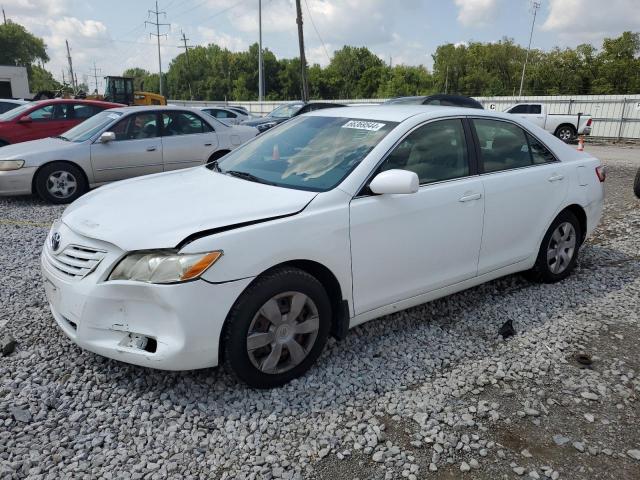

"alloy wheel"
[547,222,576,274]
[46,171,77,199]
[246,291,320,374]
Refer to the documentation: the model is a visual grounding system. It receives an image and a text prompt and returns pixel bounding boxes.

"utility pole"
[146,1,169,97]
[444,65,449,94]
[2,6,7,24]
[295,0,309,102]
[519,1,541,97]
[91,61,101,94]
[65,40,76,90]
[258,0,264,102]
[179,30,194,100]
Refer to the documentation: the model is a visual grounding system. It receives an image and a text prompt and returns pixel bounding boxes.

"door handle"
[459,193,482,202]
[548,174,564,182]
[146,146,157,152]
[204,143,212,146]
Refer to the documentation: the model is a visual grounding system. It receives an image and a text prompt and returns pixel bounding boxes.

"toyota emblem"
[50,232,61,252]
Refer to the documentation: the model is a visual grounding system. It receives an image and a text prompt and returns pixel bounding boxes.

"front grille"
[44,244,106,280]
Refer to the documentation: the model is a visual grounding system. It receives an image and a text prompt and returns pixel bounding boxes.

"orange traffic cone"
[577,136,585,151]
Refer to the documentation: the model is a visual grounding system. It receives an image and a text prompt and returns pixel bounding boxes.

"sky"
[3,0,639,92]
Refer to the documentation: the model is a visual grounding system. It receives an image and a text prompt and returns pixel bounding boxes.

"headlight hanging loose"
[108,250,223,284]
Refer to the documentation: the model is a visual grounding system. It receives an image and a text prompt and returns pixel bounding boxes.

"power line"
[146,0,170,97]
[303,0,331,63]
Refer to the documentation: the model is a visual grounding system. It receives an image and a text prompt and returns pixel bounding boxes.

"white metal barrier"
[169,95,640,139]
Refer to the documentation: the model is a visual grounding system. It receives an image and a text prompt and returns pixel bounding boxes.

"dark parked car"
[384,94,484,109]
[242,102,346,133]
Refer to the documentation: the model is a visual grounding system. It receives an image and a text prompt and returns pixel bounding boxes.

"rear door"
[472,117,569,275]
[90,111,163,182]
[160,111,218,171]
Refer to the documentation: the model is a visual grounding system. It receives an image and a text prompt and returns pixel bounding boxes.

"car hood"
[242,117,286,127]
[62,167,317,251]
[0,137,76,160]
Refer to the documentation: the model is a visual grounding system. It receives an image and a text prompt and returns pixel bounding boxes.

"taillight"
[595,165,606,182]
[586,118,593,126]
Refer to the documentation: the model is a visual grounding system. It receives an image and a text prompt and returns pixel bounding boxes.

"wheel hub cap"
[547,222,576,274]
[246,291,320,375]
[46,170,77,199]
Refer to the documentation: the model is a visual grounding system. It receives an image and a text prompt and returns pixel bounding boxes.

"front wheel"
[34,162,88,204]
[527,210,582,283]
[222,267,331,388]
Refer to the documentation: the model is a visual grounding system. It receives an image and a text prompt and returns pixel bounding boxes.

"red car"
[0,99,124,147]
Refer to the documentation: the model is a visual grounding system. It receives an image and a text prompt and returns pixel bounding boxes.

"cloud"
[541,0,640,45]
[454,0,499,27]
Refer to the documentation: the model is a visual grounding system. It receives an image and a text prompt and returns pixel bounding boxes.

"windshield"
[268,104,303,119]
[61,110,123,142]
[217,116,398,192]
[0,103,33,121]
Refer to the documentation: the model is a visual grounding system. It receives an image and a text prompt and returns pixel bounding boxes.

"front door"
[90,111,163,183]
[349,118,484,315]
[160,111,218,171]
[472,118,569,275]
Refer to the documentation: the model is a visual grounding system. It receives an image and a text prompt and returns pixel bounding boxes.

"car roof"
[28,98,122,106]
[0,98,28,104]
[304,105,514,123]
[108,105,209,114]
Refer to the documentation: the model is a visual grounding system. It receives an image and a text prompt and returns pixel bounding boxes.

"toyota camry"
[41,106,605,388]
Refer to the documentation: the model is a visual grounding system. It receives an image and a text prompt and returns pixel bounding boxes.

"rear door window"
[162,112,213,135]
[473,119,533,173]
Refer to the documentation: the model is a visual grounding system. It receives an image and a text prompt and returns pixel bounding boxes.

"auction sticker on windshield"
[342,120,386,131]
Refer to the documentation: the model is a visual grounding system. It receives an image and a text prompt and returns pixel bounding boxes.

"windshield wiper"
[52,135,69,141]
[224,170,275,185]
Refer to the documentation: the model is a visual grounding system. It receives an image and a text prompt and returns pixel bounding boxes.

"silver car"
[197,106,254,125]
[0,106,258,203]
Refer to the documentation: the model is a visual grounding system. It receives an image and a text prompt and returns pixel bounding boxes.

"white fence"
[169,95,640,139]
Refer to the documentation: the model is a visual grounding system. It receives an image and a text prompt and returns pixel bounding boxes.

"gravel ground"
[1,144,639,479]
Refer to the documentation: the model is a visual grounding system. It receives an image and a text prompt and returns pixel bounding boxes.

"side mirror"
[369,169,419,195]
[18,115,32,123]
[99,131,116,143]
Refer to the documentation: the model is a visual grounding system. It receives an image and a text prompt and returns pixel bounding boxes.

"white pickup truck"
[505,103,592,142]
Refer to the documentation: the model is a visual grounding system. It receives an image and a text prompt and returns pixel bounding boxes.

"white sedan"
[41,106,605,388]
[0,106,258,203]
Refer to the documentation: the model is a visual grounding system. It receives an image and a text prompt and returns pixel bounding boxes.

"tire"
[555,125,576,143]
[222,267,332,388]
[527,210,583,283]
[0,140,8,148]
[634,167,640,199]
[34,162,88,204]
[206,150,230,165]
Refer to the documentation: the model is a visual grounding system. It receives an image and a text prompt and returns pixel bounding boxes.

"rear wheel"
[0,140,8,148]
[527,210,582,283]
[34,162,88,204]
[634,167,640,199]
[555,125,576,143]
[222,267,331,388]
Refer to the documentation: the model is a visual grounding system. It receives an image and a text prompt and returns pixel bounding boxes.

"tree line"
[1,20,638,101]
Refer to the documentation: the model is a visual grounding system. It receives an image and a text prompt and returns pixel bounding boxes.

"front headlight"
[0,160,25,171]
[108,250,223,284]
